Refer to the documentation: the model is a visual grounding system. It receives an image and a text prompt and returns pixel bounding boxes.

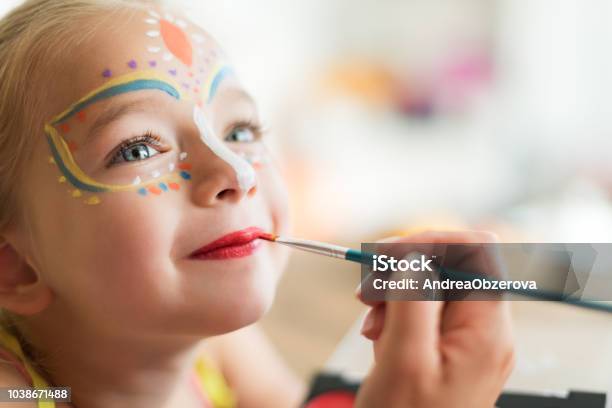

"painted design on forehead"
[193,106,256,193]
[145,10,195,67]
[206,65,234,104]
[141,8,234,106]
[98,58,234,107]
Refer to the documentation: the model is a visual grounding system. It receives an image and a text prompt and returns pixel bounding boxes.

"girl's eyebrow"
[87,96,154,140]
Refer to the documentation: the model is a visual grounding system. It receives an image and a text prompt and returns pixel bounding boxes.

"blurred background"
[183,0,612,380]
[2,0,612,384]
[185,0,612,243]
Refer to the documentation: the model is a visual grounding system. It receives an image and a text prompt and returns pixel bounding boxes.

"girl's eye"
[225,126,259,143]
[108,133,166,167]
[120,144,160,162]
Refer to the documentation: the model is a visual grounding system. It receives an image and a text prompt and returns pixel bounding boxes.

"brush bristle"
[259,232,278,241]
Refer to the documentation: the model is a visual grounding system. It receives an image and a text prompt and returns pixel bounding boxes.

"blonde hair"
[0,0,169,376]
[0,0,162,234]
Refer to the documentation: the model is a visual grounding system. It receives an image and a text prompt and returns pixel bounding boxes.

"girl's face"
[19,8,290,337]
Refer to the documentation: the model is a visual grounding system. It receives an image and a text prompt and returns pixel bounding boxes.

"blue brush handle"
[346,249,369,264]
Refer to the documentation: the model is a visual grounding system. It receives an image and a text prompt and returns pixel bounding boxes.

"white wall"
[0,1,21,16]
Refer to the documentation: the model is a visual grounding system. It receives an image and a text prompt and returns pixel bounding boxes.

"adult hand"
[355,231,515,408]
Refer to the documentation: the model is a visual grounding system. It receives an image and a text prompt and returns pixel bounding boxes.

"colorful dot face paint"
[193,106,257,193]
[44,7,259,206]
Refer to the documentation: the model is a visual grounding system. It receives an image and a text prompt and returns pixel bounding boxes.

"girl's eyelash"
[105,120,266,168]
[106,131,165,167]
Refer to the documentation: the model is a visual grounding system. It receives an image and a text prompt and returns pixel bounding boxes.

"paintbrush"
[259,233,370,265]
[259,233,612,314]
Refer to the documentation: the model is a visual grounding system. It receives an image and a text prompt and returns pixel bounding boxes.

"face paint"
[53,70,184,124]
[240,152,267,170]
[45,70,195,204]
[45,8,241,205]
[47,70,185,186]
[144,10,197,67]
[206,65,234,104]
[193,106,257,193]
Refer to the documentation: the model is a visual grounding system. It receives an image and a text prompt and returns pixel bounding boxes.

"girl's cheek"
[254,162,291,272]
[85,194,178,260]
[264,160,291,234]
[62,196,180,316]
[47,187,177,287]
[232,141,290,233]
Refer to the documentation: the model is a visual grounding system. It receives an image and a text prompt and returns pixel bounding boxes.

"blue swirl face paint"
[53,77,182,125]
[207,66,234,104]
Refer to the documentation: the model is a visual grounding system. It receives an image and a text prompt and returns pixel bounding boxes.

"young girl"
[0,0,514,407]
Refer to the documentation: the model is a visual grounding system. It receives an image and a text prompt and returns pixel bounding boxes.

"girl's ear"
[0,239,53,316]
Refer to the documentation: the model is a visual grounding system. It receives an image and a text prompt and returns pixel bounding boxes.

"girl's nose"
[190,160,257,207]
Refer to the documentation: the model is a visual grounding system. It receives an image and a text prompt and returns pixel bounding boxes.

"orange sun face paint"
[160,19,193,66]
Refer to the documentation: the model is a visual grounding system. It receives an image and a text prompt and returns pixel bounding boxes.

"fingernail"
[354,282,362,298]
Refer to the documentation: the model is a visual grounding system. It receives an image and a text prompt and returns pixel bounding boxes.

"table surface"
[325,301,612,399]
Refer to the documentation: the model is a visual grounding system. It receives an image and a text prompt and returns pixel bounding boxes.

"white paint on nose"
[193,106,257,193]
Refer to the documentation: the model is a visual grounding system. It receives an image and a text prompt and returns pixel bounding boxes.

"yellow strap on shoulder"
[0,327,55,408]
[193,356,237,408]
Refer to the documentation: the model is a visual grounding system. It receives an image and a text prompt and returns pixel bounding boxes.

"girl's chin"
[188,285,277,336]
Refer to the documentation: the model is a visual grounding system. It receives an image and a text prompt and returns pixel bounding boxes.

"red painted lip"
[190,227,266,260]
